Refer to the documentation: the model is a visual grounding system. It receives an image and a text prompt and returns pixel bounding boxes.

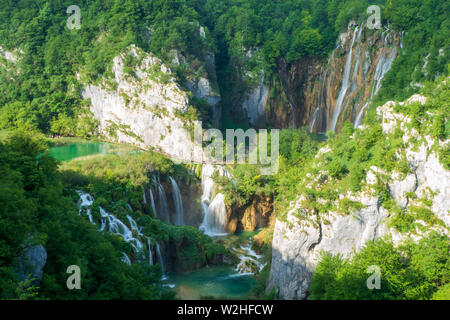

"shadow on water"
[162,265,256,300]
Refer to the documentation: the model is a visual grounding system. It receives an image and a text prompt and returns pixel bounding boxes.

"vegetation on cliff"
[309,232,449,300]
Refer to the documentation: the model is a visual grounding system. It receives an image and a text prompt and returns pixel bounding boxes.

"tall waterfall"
[77,191,145,262]
[199,164,229,236]
[147,238,154,265]
[169,177,184,226]
[330,26,359,132]
[148,188,157,217]
[157,184,170,222]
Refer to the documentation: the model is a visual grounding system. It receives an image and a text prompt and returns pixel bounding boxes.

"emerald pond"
[163,266,256,300]
[49,140,140,162]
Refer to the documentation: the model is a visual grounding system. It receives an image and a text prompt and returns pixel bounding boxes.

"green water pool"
[163,265,256,300]
[49,141,140,162]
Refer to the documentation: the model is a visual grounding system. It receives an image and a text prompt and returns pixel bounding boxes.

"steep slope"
[267,83,449,299]
[236,25,401,132]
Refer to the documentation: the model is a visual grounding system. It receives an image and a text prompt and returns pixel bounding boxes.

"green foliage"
[373,0,450,104]
[309,233,450,300]
[0,130,167,299]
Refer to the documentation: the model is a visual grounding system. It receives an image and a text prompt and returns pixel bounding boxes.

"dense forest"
[0,0,449,301]
[0,0,448,133]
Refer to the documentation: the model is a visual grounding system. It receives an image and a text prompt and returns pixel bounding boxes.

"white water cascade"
[148,188,157,217]
[77,191,145,262]
[354,102,369,128]
[169,177,184,226]
[157,184,170,222]
[143,191,147,204]
[199,164,229,236]
[147,238,154,265]
[233,242,266,275]
[155,243,166,276]
[330,26,359,132]
[354,35,397,128]
[77,191,95,224]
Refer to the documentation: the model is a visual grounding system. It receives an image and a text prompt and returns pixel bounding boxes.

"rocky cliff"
[266,93,449,299]
[81,44,220,161]
[236,25,401,133]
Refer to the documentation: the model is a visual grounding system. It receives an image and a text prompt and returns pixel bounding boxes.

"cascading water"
[233,241,266,275]
[155,242,168,280]
[354,102,368,128]
[77,191,95,224]
[330,26,359,132]
[148,188,157,217]
[199,164,229,236]
[77,191,145,263]
[308,25,399,133]
[157,184,170,222]
[121,253,132,265]
[354,37,397,128]
[147,238,154,265]
[169,177,184,226]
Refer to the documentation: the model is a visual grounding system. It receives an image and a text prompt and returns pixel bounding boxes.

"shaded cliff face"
[239,26,401,132]
[266,94,450,300]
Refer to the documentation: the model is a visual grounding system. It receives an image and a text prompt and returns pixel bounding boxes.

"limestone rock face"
[82,46,204,162]
[267,95,449,299]
[242,73,269,127]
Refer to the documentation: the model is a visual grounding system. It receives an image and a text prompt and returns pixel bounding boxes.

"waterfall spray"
[199,165,229,236]
[157,184,170,222]
[169,177,184,226]
[149,188,157,217]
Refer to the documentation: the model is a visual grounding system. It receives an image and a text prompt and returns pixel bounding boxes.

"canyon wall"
[238,25,401,132]
[266,94,450,299]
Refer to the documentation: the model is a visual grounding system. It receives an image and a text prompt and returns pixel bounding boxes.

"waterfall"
[157,184,170,222]
[121,253,131,265]
[155,243,167,279]
[330,27,359,132]
[77,191,146,264]
[147,238,154,265]
[354,102,368,128]
[351,24,364,93]
[199,164,229,236]
[373,45,397,96]
[233,241,266,275]
[354,39,397,128]
[149,188,157,217]
[127,215,143,236]
[101,207,143,252]
[169,177,184,226]
[143,190,147,204]
[309,107,320,132]
[77,191,95,225]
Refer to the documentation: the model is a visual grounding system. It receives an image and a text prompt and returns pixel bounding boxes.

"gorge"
[0,0,448,301]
